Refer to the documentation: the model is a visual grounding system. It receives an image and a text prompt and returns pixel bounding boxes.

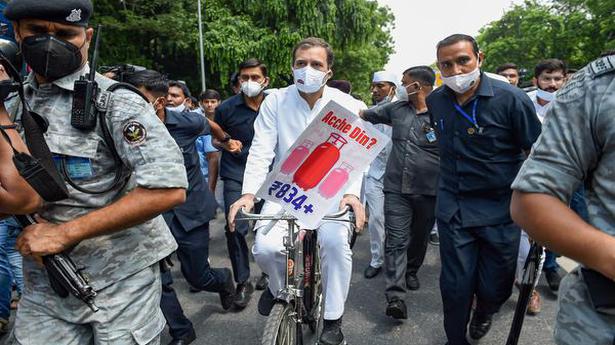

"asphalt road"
[161,212,559,345]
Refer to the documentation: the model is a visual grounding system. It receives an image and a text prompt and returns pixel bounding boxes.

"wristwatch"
[220,133,231,143]
[0,123,17,130]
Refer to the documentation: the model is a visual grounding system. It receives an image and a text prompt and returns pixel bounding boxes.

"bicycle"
[237,207,356,345]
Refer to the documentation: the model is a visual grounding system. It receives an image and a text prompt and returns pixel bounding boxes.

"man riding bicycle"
[228,37,366,345]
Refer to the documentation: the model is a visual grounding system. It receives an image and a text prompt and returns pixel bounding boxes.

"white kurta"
[244,85,367,319]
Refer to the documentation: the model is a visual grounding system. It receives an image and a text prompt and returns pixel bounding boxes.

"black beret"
[4,0,93,27]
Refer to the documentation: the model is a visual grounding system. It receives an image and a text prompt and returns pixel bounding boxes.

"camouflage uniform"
[5,65,187,344]
[512,54,615,345]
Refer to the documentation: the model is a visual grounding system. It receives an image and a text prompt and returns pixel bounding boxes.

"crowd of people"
[0,1,613,345]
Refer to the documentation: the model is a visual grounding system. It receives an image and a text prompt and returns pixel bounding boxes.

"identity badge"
[426,130,437,143]
[55,156,94,180]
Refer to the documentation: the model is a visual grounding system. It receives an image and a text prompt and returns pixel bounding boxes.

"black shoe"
[319,318,345,345]
[406,274,420,291]
[258,288,275,316]
[429,232,440,246]
[469,312,493,340]
[364,265,381,279]
[385,298,408,320]
[233,281,254,309]
[168,328,196,345]
[545,269,562,292]
[218,268,236,310]
[255,272,269,291]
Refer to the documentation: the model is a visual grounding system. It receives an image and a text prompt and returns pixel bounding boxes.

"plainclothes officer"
[426,34,541,345]
[361,66,439,320]
[363,71,395,279]
[511,52,615,345]
[4,1,189,344]
[214,58,271,307]
[123,69,242,345]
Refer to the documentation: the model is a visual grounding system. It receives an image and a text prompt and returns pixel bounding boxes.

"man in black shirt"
[214,58,270,309]
[361,66,439,320]
[426,34,541,345]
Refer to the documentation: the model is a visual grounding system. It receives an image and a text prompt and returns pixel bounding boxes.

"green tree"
[477,0,614,82]
[91,0,394,101]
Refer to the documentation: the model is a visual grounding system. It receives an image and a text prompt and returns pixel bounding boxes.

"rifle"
[506,242,544,345]
[14,215,99,312]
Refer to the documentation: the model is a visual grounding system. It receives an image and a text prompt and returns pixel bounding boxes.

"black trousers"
[161,218,230,340]
[384,192,436,302]
[438,214,520,345]
[223,178,251,284]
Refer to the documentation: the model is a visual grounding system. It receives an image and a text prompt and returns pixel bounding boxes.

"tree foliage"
[91,0,394,100]
[476,0,614,81]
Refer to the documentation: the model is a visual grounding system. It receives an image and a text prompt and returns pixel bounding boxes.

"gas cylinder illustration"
[281,140,313,175]
[318,162,353,199]
[293,133,348,191]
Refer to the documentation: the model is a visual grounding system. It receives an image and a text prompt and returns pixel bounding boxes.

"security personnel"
[4,1,189,344]
[123,69,242,345]
[511,52,615,345]
[426,34,541,345]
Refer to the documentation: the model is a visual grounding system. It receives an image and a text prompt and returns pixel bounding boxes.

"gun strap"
[17,85,69,200]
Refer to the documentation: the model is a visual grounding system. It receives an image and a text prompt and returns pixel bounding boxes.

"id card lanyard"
[454,99,482,135]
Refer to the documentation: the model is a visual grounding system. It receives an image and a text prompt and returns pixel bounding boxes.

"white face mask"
[536,88,556,102]
[395,83,420,103]
[441,67,481,94]
[166,103,186,113]
[241,80,265,98]
[293,66,329,94]
[395,85,409,102]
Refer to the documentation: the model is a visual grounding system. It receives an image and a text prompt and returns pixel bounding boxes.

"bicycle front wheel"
[262,302,300,345]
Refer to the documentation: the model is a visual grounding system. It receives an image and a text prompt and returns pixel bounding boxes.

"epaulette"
[588,54,615,78]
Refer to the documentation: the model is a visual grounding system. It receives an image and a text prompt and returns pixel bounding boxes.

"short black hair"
[238,58,268,77]
[327,80,352,94]
[534,59,567,78]
[436,34,480,57]
[496,63,518,74]
[403,66,436,86]
[168,80,191,98]
[123,69,169,98]
[199,89,221,101]
[230,71,240,87]
[292,37,334,68]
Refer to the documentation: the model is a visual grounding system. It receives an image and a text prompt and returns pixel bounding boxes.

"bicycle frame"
[238,206,354,310]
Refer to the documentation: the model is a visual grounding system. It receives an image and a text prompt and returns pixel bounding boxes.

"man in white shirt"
[364,71,395,279]
[527,59,567,122]
[228,37,366,345]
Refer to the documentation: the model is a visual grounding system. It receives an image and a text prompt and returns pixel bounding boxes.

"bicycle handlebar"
[237,206,352,222]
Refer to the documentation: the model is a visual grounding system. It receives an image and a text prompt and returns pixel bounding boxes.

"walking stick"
[506,242,545,345]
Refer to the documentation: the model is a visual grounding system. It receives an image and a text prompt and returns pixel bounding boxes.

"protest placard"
[256,100,391,228]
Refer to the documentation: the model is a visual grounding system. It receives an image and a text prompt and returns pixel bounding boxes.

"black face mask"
[21,34,83,81]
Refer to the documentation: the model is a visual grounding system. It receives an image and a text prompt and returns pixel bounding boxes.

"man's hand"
[340,194,365,232]
[228,194,255,232]
[16,216,74,257]
[223,139,243,154]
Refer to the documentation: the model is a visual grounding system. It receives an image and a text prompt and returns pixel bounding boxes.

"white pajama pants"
[252,203,353,320]
[364,176,385,268]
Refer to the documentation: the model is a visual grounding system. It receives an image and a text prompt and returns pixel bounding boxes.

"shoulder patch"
[123,121,147,145]
[588,55,615,78]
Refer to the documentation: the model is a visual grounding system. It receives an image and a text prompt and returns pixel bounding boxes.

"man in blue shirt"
[125,69,241,345]
[214,58,270,309]
[426,34,541,345]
